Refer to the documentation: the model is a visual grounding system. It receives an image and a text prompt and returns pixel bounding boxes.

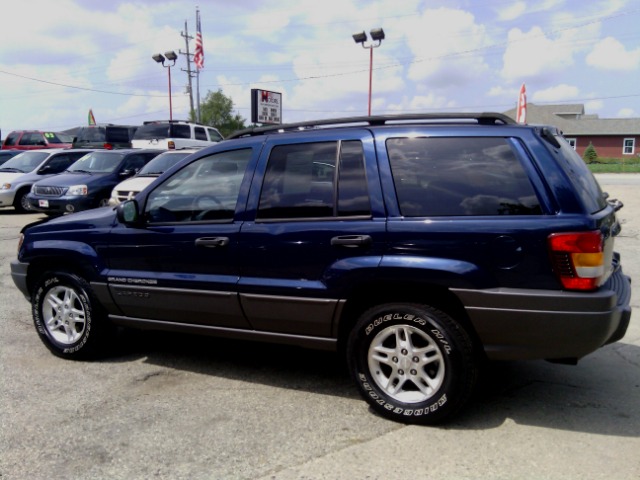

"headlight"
[67,185,88,196]
[2,183,12,190]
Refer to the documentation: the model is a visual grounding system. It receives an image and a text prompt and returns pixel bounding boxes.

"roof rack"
[227,112,516,139]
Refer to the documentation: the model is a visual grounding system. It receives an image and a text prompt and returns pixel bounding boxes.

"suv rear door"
[238,130,385,337]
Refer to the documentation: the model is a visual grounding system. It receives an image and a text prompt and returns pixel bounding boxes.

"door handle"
[330,235,372,247]
[195,237,230,248]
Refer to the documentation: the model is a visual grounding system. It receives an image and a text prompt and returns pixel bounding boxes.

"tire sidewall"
[348,304,474,424]
[33,272,95,357]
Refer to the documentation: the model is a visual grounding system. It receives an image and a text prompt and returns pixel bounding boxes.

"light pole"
[152,50,178,121]
[352,28,385,116]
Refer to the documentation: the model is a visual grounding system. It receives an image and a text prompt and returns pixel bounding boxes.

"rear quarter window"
[553,135,607,214]
[387,137,541,216]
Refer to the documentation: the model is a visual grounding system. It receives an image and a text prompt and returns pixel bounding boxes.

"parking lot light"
[152,50,177,121]
[351,28,385,116]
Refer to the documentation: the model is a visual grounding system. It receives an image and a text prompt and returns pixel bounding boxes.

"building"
[504,103,640,159]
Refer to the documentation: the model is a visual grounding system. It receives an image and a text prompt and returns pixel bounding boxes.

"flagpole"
[195,6,202,123]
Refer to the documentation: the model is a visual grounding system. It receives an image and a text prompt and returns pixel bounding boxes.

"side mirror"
[116,199,140,225]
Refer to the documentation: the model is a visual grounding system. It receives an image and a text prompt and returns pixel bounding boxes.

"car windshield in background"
[0,151,49,172]
[68,152,125,173]
[136,151,194,175]
[46,132,71,144]
[133,123,191,140]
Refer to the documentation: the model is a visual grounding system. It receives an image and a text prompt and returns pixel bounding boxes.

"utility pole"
[180,20,196,119]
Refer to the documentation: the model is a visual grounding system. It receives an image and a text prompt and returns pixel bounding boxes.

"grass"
[586,157,640,173]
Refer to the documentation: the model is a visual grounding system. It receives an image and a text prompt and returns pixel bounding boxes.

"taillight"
[548,231,604,290]
[168,141,175,150]
[103,143,113,150]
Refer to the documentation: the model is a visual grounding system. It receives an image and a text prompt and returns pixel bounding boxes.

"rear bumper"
[453,267,632,361]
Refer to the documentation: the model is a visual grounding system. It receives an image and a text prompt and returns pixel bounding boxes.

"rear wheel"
[347,303,478,424]
[32,271,114,359]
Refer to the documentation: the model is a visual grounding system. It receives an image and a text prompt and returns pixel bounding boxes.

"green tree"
[190,89,246,137]
[583,142,598,164]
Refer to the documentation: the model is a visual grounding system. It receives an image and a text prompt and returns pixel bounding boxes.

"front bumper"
[10,259,30,301]
[454,266,632,361]
[27,194,94,214]
[0,189,17,207]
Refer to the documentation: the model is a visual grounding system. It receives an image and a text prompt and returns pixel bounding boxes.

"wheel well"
[336,281,480,354]
[13,186,31,205]
[26,257,93,297]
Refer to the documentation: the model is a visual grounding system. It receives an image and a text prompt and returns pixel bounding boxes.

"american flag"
[194,8,204,70]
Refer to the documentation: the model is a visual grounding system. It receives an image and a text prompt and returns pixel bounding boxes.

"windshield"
[137,151,193,175]
[0,151,49,172]
[68,152,125,173]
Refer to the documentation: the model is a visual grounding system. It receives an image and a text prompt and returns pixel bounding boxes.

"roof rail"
[142,119,205,125]
[227,112,516,139]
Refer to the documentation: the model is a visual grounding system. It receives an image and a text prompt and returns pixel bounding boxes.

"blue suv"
[10,113,632,424]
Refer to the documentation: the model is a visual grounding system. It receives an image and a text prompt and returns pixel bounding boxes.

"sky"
[1,0,639,136]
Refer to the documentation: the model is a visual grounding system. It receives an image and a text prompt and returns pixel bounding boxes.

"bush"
[583,143,598,163]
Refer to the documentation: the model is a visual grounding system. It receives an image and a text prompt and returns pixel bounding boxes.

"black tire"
[347,303,478,425]
[32,271,113,359]
[13,188,31,213]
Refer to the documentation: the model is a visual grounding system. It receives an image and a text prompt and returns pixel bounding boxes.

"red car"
[2,130,73,150]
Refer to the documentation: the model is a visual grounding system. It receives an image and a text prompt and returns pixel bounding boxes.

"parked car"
[108,149,200,205]
[72,124,138,150]
[2,130,73,150]
[26,149,162,214]
[11,113,631,425]
[131,120,223,150]
[0,150,23,166]
[0,149,93,212]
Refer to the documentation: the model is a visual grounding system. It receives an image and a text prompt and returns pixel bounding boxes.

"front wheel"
[347,303,478,425]
[32,271,113,359]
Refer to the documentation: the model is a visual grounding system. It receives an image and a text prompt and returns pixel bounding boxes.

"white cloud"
[501,27,573,81]
[497,1,527,21]
[404,8,491,88]
[586,37,640,71]
[532,84,580,102]
[617,108,636,118]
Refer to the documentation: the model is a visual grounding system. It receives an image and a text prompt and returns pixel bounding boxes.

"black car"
[26,149,161,214]
[72,124,138,150]
[11,113,632,425]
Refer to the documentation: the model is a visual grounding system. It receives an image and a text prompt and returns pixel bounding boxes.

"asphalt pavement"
[0,175,638,480]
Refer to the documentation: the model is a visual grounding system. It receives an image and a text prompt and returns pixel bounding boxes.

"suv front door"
[238,131,386,337]
[107,147,256,329]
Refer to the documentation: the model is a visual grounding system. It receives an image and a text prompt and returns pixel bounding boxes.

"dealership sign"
[251,89,282,125]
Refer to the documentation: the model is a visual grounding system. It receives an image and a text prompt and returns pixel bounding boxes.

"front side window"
[623,138,635,155]
[387,137,541,216]
[257,141,370,220]
[144,149,252,223]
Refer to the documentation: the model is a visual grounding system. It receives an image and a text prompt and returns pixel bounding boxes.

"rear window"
[75,127,106,142]
[387,137,541,216]
[106,127,134,143]
[134,124,170,139]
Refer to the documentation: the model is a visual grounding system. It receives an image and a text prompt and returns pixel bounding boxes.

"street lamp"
[152,50,178,121]
[352,28,385,116]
